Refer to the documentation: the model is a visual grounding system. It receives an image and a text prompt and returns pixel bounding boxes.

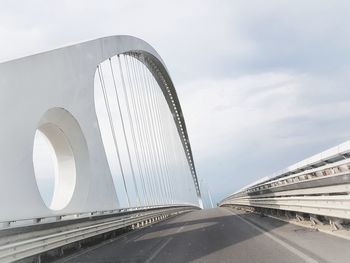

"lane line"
[145,237,173,263]
[231,211,319,263]
[144,223,185,262]
[176,225,185,233]
[126,232,145,243]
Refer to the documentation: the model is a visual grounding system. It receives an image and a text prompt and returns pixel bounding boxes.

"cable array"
[95,53,199,207]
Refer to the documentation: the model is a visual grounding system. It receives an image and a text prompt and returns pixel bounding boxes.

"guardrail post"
[310,215,323,226]
[296,213,305,222]
[329,218,344,230]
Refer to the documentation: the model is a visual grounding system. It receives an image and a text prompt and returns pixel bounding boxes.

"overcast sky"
[2,0,350,205]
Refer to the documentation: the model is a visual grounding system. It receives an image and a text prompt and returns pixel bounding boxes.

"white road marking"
[231,211,319,263]
[145,224,185,262]
[145,237,173,263]
[126,232,144,243]
[176,225,185,233]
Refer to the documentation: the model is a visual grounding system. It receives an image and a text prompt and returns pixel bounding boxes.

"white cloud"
[179,71,350,202]
[180,72,302,158]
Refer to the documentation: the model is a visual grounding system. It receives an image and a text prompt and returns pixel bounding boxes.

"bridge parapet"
[220,140,350,226]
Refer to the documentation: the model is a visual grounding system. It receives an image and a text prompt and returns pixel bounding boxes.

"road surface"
[58,207,350,263]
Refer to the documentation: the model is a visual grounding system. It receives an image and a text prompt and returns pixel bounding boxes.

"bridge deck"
[58,208,350,263]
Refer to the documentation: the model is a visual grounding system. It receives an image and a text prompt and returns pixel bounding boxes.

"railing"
[0,205,197,263]
[219,140,350,224]
[0,204,184,229]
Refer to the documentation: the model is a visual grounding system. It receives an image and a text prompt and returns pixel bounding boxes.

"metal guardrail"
[225,195,350,219]
[0,204,188,229]
[0,205,196,263]
[219,142,350,223]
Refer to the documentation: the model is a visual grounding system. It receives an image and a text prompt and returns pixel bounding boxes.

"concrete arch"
[0,36,201,222]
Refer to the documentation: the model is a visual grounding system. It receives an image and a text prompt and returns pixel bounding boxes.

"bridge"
[0,36,349,263]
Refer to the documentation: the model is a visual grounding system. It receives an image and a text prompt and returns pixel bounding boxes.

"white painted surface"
[0,36,201,221]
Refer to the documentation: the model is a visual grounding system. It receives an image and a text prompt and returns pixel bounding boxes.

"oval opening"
[33,123,76,210]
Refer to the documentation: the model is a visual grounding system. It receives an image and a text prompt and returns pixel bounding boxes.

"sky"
[2,0,350,205]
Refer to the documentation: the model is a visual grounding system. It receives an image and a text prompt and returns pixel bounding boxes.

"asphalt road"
[58,207,350,263]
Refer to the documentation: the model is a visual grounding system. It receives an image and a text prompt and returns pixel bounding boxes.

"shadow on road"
[62,207,296,263]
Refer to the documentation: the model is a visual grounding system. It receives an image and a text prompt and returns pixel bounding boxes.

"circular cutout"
[33,123,76,210]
